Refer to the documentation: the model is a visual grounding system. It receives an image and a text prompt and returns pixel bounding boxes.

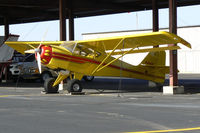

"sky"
[0,4,200,41]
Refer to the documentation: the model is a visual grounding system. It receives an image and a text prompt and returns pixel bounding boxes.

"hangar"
[0,0,199,93]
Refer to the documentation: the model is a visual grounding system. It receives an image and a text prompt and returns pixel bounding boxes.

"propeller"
[24,45,42,73]
[24,29,49,74]
[36,29,49,73]
[35,47,42,73]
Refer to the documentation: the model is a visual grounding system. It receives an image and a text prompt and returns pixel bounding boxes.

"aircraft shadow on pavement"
[81,78,161,93]
[1,78,200,94]
[82,78,200,94]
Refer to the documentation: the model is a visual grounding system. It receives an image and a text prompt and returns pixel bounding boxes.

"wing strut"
[91,38,125,75]
[92,45,181,74]
[96,47,135,73]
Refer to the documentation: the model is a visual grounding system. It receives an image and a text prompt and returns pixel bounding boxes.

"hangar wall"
[82,26,199,73]
[0,35,19,62]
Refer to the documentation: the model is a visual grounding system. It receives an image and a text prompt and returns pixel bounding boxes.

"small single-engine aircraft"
[5,31,191,93]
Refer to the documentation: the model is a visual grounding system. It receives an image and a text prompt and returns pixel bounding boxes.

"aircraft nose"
[39,45,52,64]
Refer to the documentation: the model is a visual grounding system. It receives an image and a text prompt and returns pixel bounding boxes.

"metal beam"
[152,0,159,32]
[152,0,159,48]
[4,17,9,40]
[0,1,58,8]
[59,0,66,41]
[3,17,9,81]
[68,8,74,41]
[169,0,178,86]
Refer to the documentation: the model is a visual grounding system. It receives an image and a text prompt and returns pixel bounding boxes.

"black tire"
[66,79,83,93]
[41,71,52,82]
[83,76,94,82]
[44,78,58,93]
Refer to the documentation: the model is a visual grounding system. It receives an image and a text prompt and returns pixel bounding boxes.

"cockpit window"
[73,44,101,58]
[61,42,101,58]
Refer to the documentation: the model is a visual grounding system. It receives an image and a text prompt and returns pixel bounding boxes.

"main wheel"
[66,79,83,93]
[44,78,59,93]
[83,76,94,82]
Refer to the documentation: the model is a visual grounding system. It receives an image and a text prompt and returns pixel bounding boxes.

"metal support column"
[59,0,66,41]
[4,17,9,40]
[152,0,159,48]
[169,0,178,86]
[152,0,159,32]
[68,8,74,41]
[3,17,10,82]
[59,0,66,90]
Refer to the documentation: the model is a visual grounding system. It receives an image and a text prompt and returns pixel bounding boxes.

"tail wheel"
[44,78,59,93]
[83,76,94,81]
[66,79,83,93]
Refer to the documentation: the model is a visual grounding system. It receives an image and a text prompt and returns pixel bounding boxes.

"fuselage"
[37,45,165,83]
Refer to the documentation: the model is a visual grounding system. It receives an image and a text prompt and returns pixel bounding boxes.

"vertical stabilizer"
[139,51,169,83]
[140,51,166,66]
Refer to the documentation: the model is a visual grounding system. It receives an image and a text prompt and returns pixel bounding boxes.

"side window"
[61,42,101,58]
[73,44,101,58]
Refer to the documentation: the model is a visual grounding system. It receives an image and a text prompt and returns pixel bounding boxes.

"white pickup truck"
[9,54,57,82]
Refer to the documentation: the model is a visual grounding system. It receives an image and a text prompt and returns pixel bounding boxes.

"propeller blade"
[39,29,49,47]
[24,49,35,53]
[35,29,49,74]
[36,52,42,74]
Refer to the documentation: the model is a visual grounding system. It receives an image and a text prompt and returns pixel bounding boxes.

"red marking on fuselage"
[144,61,154,65]
[52,52,99,64]
[52,52,164,79]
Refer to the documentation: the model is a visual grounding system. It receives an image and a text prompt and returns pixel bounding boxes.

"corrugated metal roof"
[0,0,200,25]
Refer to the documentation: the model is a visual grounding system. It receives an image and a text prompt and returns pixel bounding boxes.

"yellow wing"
[5,41,64,54]
[76,31,191,51]
[5,31,191,55]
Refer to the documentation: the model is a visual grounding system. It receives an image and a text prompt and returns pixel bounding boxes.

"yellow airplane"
[5,31,191,93]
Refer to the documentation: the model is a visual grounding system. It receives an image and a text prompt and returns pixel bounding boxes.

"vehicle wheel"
[41,71,52,82]
[44,78,58,93]
[83,76,94,82]
[66,79,83,93]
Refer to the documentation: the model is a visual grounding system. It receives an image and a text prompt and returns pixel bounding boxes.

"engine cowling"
[35,45,52,64]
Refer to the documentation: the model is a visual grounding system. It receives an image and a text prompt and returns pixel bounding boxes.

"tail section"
[140,51,166,66]
[139,51,169,83]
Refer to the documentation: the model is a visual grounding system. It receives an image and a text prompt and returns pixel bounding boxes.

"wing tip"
[160,31,192,49]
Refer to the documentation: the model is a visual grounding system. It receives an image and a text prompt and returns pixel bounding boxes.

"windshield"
[60,41,76,53]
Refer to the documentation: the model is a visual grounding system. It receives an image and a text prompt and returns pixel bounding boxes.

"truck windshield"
[24,54,35,62]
